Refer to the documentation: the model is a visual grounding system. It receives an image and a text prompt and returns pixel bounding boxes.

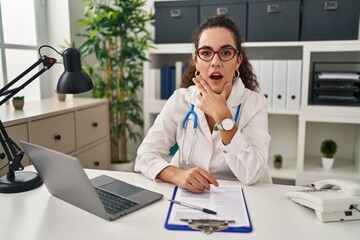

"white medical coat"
[135,78,271,184]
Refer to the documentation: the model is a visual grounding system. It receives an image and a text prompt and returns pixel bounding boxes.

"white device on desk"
[285,179,360,222]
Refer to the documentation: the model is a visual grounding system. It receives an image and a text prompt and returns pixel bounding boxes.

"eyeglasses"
[196,47,239,61]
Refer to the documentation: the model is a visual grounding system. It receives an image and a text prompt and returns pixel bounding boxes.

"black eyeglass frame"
[196,47,240,62]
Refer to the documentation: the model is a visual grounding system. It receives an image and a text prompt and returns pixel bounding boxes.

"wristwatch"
[214,118,235,131]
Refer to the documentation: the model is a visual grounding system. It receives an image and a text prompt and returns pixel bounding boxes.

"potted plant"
[273,154,283,169]
[56,92,66,102]
[320,139,337,170]
[78,0,154,165]
[12,96,25,110]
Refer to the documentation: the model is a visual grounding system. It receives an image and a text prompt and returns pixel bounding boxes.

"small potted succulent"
[320,139,337,170]
[12,96,25,110]
[273,154,283,169]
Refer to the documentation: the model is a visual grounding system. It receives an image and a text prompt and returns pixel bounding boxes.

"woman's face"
[194,27,242,94]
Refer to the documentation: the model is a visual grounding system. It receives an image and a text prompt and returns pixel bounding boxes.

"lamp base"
[0,171,43,193]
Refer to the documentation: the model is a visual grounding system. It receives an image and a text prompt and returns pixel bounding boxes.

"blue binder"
[160,66,176,99]
[164,186,253,233]
[160,66,170,100]
[169,66,176,96]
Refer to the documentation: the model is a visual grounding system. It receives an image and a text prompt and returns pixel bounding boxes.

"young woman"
[135,15,271,193]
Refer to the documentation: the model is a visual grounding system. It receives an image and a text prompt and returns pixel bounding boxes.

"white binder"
[286,60,302,111]
[259,60,273,109]
[175,61,183,89]
[149,68,161,99]
[272,60,287,110]
[250,59,260,78]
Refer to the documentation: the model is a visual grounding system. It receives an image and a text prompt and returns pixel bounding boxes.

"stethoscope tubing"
[179,103,241,165]
[182,104,197,129]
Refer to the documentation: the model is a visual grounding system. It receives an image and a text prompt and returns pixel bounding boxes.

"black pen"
[168,199,217,215]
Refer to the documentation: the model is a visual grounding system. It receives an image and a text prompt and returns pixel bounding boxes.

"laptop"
[20,141,163,221]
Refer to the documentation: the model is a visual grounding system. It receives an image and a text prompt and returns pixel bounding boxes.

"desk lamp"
[0,45,93,193]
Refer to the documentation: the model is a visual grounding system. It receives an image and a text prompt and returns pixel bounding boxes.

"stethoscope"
[179,103,241,165]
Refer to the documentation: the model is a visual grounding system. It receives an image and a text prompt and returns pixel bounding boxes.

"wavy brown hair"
[180,15,259,92]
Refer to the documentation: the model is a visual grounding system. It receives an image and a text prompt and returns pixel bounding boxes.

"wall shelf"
[143,41,360,185]
[268,159,297,180]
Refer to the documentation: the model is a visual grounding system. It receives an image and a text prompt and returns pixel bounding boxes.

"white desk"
[0,166,359,240]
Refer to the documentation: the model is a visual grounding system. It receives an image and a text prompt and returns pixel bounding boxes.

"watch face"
[222,118,234,131]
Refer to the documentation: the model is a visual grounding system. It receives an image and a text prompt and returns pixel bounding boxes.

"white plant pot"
[321,157,334,170]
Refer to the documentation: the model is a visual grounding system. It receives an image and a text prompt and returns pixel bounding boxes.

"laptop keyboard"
[94,187,139,215]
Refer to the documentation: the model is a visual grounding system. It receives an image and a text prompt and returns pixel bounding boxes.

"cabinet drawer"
[78,141,109,170]
[0,123,29,177]
[155,1,199,43]
[248,0,301,42]
[199,0,247,41]
[77,104,108,148]
[31,113,76,153]
[301,0,360,41]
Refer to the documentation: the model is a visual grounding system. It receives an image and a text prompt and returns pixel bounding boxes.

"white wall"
[45,0,95,98]
[45,0,71,97]
[44,0,155,97]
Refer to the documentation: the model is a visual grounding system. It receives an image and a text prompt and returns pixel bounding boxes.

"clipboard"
[164,186,253,233]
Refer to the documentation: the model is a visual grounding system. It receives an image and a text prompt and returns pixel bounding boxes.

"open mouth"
[209,72,223,82]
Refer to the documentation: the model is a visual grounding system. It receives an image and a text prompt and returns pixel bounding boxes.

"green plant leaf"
[77,0,153,162]
[320,139,337,158]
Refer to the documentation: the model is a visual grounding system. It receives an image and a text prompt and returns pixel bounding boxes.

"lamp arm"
[0,55,57,106]
[0,45,92,193]
[0,120,24,180]
[0,58,43,96]
[0,55,56,180]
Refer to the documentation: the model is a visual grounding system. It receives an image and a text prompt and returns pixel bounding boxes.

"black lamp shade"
[56,48,94,94]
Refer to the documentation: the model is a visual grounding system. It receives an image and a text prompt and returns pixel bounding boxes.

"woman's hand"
[192,75,237,145]
[192,76,232,123]
[157,166,219,193]
[174,167,219,193]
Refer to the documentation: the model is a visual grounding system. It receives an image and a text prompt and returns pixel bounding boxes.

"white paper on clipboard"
[167,185,250,228]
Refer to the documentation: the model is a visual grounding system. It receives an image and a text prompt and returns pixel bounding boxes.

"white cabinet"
[143,41,360,185]
[30,112,76,154]
[295,41,360,185]
[0,98,110,177]
[76,104,109,148]
[297,116,360,185]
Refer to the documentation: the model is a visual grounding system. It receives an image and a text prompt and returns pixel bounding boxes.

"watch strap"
[213,123,223,131]
[214,118,235,131]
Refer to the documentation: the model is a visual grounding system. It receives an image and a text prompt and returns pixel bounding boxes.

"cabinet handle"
[267,4,279,13]
[54,134,61,141]
[217,7,228,16]
[291,95,296,100]
[94,161,100,166]
[92,122,98,128]
[325,1,337,10]
[170,9,181,18]
[264,94,268,98]
[277,94,282,99]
